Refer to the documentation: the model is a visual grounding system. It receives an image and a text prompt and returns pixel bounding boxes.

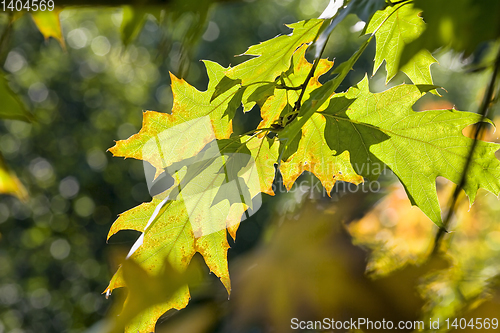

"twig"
[274,29,331,130]
[276,83,303,91]
[432,45,500,254]
[292,40,329,114]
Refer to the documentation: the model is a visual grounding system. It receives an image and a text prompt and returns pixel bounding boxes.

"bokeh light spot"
[486,231,500,251]
[0,284,20,306]
[28,82,49,103]
[74,196,95,218]
[4,51,27,73]
[29,288,51,309]
[0,203,9,224]
[59,177,80,199]
[117,123,137,140]
[91,36,111,56]
[29,158,54,183]
[86,148,108,171]
[67,28,89,49]
[202,21,220,42]
[50,239,71,260]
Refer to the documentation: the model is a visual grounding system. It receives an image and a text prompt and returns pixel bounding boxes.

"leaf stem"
[276,83,304,91]
[237,127,274,138]
[432,45,500,255]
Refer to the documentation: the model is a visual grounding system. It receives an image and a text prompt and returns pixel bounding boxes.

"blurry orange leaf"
[347,182,441,275]
[349,172,500,324]
[232,198,448,332]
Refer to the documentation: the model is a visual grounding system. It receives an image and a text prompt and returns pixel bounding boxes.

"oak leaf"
[323,76,500,227]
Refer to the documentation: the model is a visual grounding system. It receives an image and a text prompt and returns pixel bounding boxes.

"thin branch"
[292,40,329,114]
[432,45,500,254]
[276,83,303,91]
[287,0,411,120]
[274,32,331,130]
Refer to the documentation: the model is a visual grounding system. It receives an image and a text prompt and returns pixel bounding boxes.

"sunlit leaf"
[241,135,279,197]
[226,19,324,112]
[276,33,375,167]
[323,76,500,227]
[109,61,239,178]
[105,188,232,332]
[262,45,362,192]
[107,131,276,331]
[226,19,323,85]
[366,3,437,85]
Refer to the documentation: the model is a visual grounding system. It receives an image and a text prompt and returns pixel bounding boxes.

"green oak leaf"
[226,19,324,112]
[322,76,500,227]
[366,3,437,85]
[226,19,323,85]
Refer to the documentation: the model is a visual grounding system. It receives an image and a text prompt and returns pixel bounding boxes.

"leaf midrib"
[231,20,323,82]
[321,112,485,168]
